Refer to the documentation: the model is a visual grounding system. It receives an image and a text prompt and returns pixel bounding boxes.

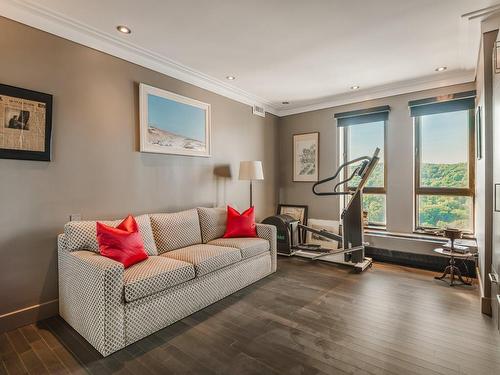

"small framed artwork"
[277,204,308,226]
[495,184,500,212]
[0,84,52,161]
[293,132,319,182]
[139,83,211,157]
[476,106,482,160]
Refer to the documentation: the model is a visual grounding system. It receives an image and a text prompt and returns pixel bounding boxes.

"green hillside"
[356,162,471,231]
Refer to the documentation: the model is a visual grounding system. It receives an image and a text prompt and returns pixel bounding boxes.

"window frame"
[413,109,475,233]
[342,119,388,227]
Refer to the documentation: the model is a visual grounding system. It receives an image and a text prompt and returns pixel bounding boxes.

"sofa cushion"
[150,209,202,254]
[197,207,226,243]
[208,238,270,259]
[123,256,195,302]
[64,214,158,255]
[223,206,257,238]
[161,244,241,277]
[97,215,148,268]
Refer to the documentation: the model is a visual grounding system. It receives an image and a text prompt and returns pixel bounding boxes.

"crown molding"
[0,0,279,115]
[0,0,479,118]
[274,70,476,117]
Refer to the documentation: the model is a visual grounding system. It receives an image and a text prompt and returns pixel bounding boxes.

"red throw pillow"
[223,206,257,238]
[96,215,148,268]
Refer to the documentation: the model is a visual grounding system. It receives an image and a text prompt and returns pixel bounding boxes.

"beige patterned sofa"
[58,207,277,356]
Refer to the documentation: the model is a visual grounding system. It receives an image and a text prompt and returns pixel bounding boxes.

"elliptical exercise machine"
[294,148,381,272]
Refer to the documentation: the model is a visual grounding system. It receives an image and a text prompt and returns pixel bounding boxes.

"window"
[411,92,475,233]
[336,106,388,226]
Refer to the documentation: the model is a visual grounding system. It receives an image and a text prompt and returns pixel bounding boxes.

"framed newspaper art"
[0,84,53,161]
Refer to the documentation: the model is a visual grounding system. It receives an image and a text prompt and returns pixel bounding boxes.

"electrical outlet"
[69,214,82,221]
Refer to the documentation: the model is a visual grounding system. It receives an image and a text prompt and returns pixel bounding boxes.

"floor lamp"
[239,161,264,207]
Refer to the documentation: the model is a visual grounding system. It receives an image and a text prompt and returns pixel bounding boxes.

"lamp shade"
[239,161,264,180]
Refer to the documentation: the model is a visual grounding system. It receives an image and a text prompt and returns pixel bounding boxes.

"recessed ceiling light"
[226,76,236,80]
[435,66,447,72]
[350,85,360,90]
[282,101,290,105]
[116,25,131,34]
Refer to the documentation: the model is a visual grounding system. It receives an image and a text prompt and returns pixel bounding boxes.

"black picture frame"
[476,106,482,160]
[495,184,500,212]
[0,83,53,161]
[496,41,500,74]
[277,204,309,226]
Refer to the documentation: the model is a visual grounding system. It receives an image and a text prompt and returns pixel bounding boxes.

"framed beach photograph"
[0,84,52,161]
[139,83,211,157]
[293,132,319,182]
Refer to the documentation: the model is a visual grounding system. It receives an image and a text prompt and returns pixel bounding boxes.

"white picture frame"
[293,132,319,182]
[139,83,211,157]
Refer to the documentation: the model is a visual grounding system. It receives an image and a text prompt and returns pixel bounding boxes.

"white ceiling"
[1,0,498,115]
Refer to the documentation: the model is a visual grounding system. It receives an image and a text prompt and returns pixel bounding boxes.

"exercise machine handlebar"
[312,148,380,196]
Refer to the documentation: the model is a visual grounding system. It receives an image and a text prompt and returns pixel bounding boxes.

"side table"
[433,248,474,286]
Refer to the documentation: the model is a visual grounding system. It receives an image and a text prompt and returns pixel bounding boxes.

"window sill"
[364,229,477,249]
[413,229,475,240]
[364,225,386,232]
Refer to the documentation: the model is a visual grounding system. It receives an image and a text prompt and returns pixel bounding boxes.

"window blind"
[408,90,476,117]
[334,105,390,127]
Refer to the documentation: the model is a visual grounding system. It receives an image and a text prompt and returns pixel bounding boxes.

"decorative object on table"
[0,84,52,161]
[495,184,500,212]
[476,106,482,160]
[434,228,473,286]
[305,218,340,250]
[223,206,257,238]
[139,83,211,157]
[277,204,308,227]
[239,161,264,207]
[293,132,319,182]
[362,210,369,227]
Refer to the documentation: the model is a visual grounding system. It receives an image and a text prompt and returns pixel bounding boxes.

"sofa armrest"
[58,235,125,356]
[256,223,277,272]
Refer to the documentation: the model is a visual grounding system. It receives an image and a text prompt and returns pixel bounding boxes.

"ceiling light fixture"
[116,25,131,34]
[350,85,360,90]
[226,76,236,80]
[435,66,447,72]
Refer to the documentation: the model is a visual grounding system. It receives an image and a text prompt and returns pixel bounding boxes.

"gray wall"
[278,82,475,248]
[0,17,279,329]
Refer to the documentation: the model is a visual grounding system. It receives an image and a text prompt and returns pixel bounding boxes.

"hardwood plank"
[0,333,27,375]
[5,332,30,356]
[18,350,48,375]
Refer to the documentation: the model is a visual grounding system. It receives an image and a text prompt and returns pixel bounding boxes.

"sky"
[148,94,206,142]
[348,110,469,165]
[349,121,384,159]
[420,110,468,164]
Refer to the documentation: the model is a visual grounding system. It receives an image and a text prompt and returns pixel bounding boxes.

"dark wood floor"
[1,257,500,375]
